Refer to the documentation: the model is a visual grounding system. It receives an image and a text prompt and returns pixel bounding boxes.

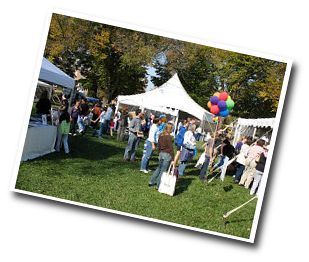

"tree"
[45,14,92,77]
[44,14,287,117]
[44,14,156,103]
[152,44,287,118]
[257,61,287,112]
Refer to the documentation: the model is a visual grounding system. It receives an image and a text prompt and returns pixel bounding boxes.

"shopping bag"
[195,152,205,168]
[158,165,177,196]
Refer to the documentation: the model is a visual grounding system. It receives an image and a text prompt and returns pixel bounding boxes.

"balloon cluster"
[207,92,234,118]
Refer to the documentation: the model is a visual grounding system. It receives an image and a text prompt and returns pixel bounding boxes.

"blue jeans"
[213,155,226,170]
[199,155,211,180]
[103,120,110,135]
[149,152,171,189]
[77,115,85,131]
[140,140,154,171]
[178,161,188,176]
[55,133,69,153]
[92,122,104,138]
[234,163,245,182]
[123,133,141,161]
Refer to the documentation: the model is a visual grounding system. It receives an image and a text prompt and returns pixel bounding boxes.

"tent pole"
[69,88,74,107]
[172,110,179,136]
[115,97,120,115]
[233,122,240,147]
[252,127,257,139]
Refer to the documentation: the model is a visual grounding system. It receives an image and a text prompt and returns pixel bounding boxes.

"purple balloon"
[217,100,227,109]
[210,96,219,105]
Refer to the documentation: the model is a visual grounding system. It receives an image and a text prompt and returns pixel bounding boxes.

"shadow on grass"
[174,177,194,196]
[22,131,127,164]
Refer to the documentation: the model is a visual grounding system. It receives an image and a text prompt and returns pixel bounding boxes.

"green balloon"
[226,99,234,110]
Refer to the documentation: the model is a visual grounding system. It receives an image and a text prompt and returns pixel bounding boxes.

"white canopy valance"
[237,118,275,128]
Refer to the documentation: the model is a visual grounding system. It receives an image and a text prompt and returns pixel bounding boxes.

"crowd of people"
[35,92,269,196]
[199,131,269,196]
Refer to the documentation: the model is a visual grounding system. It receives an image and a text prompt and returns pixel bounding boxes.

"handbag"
[180,147,195,162]
[158,165,177,196]
[173,167,179,179]
[184,143,196,150]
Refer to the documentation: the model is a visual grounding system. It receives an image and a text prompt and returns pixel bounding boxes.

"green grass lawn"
[15,129,258,239]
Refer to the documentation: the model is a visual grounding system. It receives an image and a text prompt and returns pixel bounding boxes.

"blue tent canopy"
[39,57,75,89]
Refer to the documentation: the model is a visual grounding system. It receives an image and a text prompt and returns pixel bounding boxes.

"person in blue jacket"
[173,120,189,165]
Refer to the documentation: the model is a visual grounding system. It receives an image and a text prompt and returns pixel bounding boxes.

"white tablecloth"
[21,124,57,161]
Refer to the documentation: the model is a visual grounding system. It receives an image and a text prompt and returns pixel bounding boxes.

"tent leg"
[69,88,74,107]
[232,123,240,147]
[115,98,120,116]
[172,110,179,136]
[252,127,257,139]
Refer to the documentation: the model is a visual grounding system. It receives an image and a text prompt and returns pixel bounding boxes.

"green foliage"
[45,14,286,117]
[45,14,151,102]
[153,45,286,118]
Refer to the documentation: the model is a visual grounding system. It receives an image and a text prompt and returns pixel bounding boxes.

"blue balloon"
[220,108,229,117]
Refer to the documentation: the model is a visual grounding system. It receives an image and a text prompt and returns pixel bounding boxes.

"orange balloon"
[207,101,213,109]
[214,92,220,97]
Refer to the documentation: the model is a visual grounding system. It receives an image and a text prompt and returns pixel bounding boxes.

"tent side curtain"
[39,57,75,89]
[233,117,275,146]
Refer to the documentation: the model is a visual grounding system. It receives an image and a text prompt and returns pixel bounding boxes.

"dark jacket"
[256,153,267,173]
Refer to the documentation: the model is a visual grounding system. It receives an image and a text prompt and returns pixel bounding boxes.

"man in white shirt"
[140,117,160,173]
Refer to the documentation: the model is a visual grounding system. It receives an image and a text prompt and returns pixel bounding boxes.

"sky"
[146,66,156,92]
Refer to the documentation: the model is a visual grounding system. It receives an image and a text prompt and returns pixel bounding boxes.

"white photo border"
[10,8,293,244]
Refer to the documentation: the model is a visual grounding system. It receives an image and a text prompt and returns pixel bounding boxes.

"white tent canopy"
[233,117,275,146]
[39,57,75,89]
[116,73,213,122]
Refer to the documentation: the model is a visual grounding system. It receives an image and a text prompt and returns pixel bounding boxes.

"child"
[55,111,71,154]
[69,100,80,136]
[91,107,107,139]
[109,115,115,136]
[80,106,92,137]
[59,99,69,115]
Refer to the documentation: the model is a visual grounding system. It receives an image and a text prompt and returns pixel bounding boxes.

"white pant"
[250,170,263,195]
[56,132,69,153]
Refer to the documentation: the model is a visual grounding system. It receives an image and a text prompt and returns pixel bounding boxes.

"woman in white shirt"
[178,125,196,176]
